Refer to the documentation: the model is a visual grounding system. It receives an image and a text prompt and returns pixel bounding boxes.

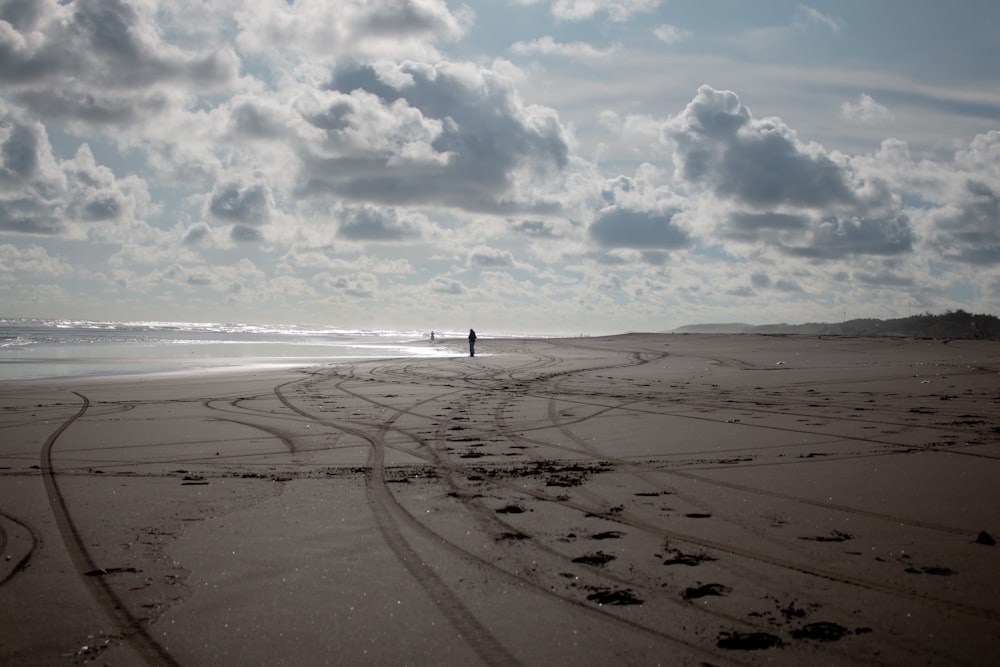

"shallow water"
[0,319,457,381]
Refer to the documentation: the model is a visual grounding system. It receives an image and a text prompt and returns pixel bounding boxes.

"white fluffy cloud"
[0,101,149,238]
[841,94,894,124]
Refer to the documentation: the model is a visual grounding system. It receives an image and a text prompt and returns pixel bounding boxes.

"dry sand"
[1,334,998,666]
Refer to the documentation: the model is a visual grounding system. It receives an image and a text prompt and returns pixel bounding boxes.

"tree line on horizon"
[675,310,1000,339]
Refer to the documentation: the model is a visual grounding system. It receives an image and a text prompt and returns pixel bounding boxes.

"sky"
[1,0,999,335]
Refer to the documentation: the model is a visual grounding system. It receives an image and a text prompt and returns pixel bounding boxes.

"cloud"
[928,179,1000,265]
[855,270,915,287]
[653,24,691,45]
[663,85,856,209]
[510,219,561,238]
[590,205,690,249]
[0,102,148,236]
[840,94,894,124]
[233,0,471,62]
[208,178,274,225]
[300,61,570,212]
[779,215,913,259]
[337,206,422,241]
[545,0,662,22]
[0,0,238,126]
[510,36,618,59]
[468,246,515,268]
[231,224,263,243]
[321,272,377,298]
[793,6,843,33]
[0,242,72,275]
[430,276,465,295]
[725,212,810,243]
[182,222,211,246]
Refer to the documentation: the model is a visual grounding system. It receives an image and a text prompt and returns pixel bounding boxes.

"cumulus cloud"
[208,178,274,226]
[468,246,515,268]
[299,61,570,212]
[659,85,920,261]
[233,0,471,62]
[928,179,1000,265]
[430,276,465,295]
[0,0,238,126]
[590,205,689,249]
[321,272,377,298]
[840,94,894,124]
[725,212,810,243]
[230,224,264,243]
[337,205,422,241]
[182,222,211,246]
[780,215,914,259]
[0,242,72,274]
[664,85,856,209]
[0,102,148,236]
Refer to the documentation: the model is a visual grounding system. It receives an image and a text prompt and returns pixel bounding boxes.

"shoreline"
[2,334,998,665]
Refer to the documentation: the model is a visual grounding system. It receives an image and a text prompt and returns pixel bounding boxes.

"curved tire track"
[274,376,521,667]
[40,391,181,667]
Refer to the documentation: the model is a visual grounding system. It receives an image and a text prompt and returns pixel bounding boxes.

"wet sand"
[1,334,998,666]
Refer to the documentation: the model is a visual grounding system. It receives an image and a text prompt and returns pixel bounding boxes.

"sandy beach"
[1,334,998,666]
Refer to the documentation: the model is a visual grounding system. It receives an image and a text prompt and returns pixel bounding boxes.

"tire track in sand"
[40,391,181,667]
[274,377,520,667]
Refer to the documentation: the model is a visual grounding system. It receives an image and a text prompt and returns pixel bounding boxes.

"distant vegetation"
[674,310,1000,340]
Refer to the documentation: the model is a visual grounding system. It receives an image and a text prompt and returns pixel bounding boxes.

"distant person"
[430,331,435,342]
[468,328,476,357]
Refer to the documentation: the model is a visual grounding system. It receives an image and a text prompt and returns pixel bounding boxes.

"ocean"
[0,318,460,381]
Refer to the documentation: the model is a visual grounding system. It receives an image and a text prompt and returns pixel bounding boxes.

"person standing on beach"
[468,328,476,357]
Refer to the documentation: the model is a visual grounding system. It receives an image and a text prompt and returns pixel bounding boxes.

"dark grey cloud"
[0,104,136,234]
[16,88,171,125]
[774,279,803,292]
[0,0,236,123]
[779,215,913,259]
[230,224,263,243]
[360,1,461,36]
[0,0,44,28]
[666,85,856,209]
[640,250,668,266]
[929,180,1000,265]
[510,219,559,238]
[592,251,631,266]
[209,181,272,225]
[0,122,39,185]
[855,271,915,287]
[230,101,292,140]
[80,192,123,221]
[337,206,420,241]
[469,247,514,268]
[182,222,210,246]
[725,212,809,242]
[589,206,690,250]
[329,275,375,298]
[300,62,569,212]
[430,277,464,295]
[0,196,62,234]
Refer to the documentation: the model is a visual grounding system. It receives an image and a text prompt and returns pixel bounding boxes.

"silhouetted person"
[468,329,476,357]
